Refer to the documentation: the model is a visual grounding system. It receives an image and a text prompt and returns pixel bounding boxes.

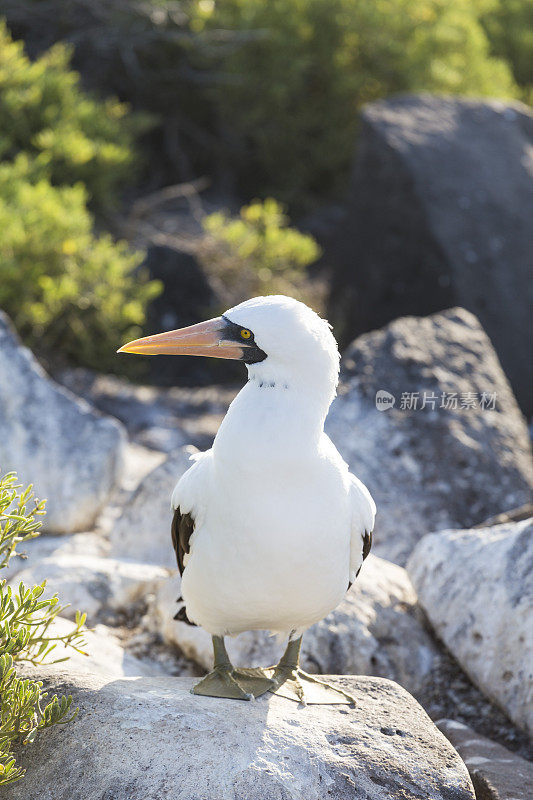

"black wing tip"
[351,529,373,587]
[173,605,197,626]
[172,507,195,577]
[362,528,373,561]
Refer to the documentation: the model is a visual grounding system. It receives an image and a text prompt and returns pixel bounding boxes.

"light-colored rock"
[8,668,476,800]
[6,532,107,581]
[121,441,166,494]
[407,518,533,735]
[151,555,438,697]
[56,367,235,452]
[0,312,126,533]
[110,447,195,568]
[10,554,168,622]
[437,719,533,800]
[326,307,533,564]
[48,617,168,678]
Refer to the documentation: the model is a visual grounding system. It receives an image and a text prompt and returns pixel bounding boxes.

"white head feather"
[225,295,340,411]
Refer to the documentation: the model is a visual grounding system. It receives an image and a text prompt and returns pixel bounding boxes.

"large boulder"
[151,554,439,698]
[0,312,125,533]
[437,719,533,800]
[110,447,195,568]
[55,369,189,453]
[6,531,106,580]
[56,368,234,453]
[407,519,533,736]
[9,668,475,800]
[326,307,533,564]
[9,553,168,622]
[328,95,533,413]
[45,617,168,678]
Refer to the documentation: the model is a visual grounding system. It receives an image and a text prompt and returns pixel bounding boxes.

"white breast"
[180,442,352,636]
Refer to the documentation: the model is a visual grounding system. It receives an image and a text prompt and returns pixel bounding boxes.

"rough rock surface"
[111,447,195,568]
[326,307,533,564]
[10,553,168,622]
[328,95,533,413]
[407,519,533,735]
[152,554,438,697]
[56,367,236,452]
[9,670,475,800]
[437,719,533,800]
[0,312,125,533]
[46,617,168,678]
[6,532,106,580]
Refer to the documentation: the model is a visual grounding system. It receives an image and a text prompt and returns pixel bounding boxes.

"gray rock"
[474,502,533,528]
[56,368,235,453]
[5,531,106,582]
[10,554,168,622]
[326,307,533,564]
[328,95,533,413]
[407,519,533,735]
[120,441,166,495]
[45,617,168,678]
[151,554,438,698]
[437,719,533,800]
[0,312,125,533]
[110,447,195,568]
[8,669,475,800]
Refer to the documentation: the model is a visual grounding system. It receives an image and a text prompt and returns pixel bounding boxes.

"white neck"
[212,360,338,470]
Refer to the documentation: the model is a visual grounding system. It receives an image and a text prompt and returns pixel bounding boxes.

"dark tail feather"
[173,604,196,626]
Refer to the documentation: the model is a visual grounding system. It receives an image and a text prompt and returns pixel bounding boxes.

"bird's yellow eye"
[240,329,252,339]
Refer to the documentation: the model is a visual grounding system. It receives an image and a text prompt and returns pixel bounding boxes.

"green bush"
[482,0,533,102]
[0,156,161,372]
[0,1,201,186]
[0,20,147,211]
[190,0,516,207]
[0,470,86,786]
[198,198,324,310]
[1,1,521,210]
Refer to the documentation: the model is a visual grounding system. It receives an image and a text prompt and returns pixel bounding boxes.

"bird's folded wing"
[348,473,376,584]
[170,449,212,574]
[171,506,195,576]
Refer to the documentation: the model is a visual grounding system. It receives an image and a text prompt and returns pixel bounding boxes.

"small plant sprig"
[0,471,45,570]
[0,470,87,786]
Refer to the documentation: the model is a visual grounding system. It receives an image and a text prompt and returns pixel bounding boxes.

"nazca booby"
[119,295,375,703]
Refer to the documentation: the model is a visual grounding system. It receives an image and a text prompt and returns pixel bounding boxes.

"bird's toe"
[191,667,253,701]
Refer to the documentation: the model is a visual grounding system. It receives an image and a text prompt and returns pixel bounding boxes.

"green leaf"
[0,469,85,786]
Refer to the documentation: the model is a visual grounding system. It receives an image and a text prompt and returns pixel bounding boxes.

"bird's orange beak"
[117,317,246,360]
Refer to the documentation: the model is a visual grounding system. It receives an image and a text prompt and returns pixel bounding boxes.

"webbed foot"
[267,666,356,705]
[232,667,277,699]
[191,665,254,700]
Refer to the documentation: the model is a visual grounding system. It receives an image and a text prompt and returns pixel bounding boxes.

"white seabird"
[119,295,375,703]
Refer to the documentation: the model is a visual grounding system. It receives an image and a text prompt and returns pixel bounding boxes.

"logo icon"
[375,390,395,411]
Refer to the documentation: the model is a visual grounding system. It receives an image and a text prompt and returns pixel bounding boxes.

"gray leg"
[191,636,253,700]
[192,636,276,701]
[269,634,356,705]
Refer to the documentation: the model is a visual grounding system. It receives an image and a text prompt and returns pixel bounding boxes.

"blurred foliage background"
[0,0,530,378]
